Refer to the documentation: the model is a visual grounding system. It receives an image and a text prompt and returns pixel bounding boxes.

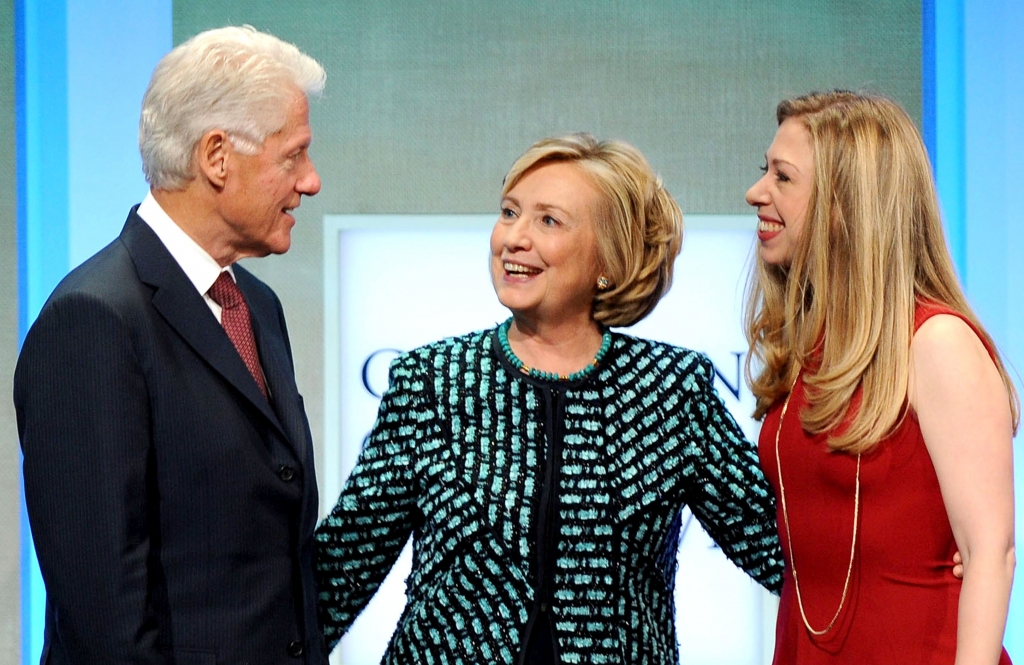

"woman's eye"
[500,207,516,218]
[541,215,559,227]
[776,171,791,183]
[759,163,768,174]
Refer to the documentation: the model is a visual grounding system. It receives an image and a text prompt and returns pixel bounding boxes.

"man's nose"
[299,161,321,196]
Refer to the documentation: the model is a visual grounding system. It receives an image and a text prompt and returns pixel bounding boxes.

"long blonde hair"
[745,90,1019,453]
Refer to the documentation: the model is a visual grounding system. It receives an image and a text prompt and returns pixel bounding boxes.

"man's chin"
[266,234,293,256]
[235,243,288,261]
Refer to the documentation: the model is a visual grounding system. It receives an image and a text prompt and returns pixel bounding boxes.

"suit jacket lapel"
[119,209,289,441]
[239,273,308,459]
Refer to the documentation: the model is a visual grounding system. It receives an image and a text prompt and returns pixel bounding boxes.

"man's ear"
[196,129,230,188]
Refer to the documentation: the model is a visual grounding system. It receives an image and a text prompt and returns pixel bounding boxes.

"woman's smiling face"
[490,160,604,325]
[746,117,815,266]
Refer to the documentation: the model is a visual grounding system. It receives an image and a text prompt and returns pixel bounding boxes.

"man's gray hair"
[139,25,326,190]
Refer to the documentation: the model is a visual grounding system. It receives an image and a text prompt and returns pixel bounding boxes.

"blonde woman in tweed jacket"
[315,133,783,664]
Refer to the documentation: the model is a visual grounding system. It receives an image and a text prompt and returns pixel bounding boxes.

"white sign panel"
[322,214,776,665]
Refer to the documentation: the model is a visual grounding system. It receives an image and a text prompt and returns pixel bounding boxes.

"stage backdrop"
[323,214,771,664]
[172,1,923,503]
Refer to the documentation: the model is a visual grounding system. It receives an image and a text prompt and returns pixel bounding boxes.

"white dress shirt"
[136,192,233,323]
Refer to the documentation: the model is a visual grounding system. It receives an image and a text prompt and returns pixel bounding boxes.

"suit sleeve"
[14,292,162,663]
[314,352,434,651]
[676,353,783,593]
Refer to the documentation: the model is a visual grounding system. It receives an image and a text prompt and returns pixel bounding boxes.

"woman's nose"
[503,216,531,250]
[746,176,768,207]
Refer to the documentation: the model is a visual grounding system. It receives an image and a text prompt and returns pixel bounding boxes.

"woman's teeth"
[504,262,540,275]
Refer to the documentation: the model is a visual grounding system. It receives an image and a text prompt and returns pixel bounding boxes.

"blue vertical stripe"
[21,0,69,322]
[17,1,68,663]
[962,0,1007,332]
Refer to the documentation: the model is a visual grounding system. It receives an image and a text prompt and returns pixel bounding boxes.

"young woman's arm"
[911,314,1015,665]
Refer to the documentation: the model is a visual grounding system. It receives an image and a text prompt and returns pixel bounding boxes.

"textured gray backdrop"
[173,0,920,494]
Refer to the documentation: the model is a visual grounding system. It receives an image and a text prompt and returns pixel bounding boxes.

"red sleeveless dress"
[758,303,1012,664]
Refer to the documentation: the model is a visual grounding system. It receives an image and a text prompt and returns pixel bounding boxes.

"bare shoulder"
[911,314,991,371]
[913,313,982,348]
[909,314,1008,427]
[909,314,1001,410]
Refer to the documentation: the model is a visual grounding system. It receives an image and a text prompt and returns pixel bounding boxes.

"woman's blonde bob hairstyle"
[500,133,683,328]
[745,90,1019,453]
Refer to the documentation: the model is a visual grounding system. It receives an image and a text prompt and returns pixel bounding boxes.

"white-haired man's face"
[217,93,321,258]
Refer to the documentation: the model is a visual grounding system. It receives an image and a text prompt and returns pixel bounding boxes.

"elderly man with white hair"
[15,26,327,664]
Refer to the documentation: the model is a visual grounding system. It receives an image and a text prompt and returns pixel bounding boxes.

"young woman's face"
[746,118,815,266]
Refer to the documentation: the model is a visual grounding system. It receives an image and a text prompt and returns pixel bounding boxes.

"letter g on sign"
[361,348,402,398]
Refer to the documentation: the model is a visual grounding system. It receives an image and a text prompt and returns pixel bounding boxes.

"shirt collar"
[137,192,233,295]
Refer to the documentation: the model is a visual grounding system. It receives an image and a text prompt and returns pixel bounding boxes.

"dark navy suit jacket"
[15,208,326,664]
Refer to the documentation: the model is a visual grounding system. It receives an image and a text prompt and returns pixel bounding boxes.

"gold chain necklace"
[774,383,861,636]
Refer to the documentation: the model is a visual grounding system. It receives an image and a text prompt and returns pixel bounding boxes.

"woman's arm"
[679,352,784,593]
[314,353,435,650]
[911,314,1015,665]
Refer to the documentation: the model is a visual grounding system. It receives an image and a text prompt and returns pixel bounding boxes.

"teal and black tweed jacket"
[315,326,782,664]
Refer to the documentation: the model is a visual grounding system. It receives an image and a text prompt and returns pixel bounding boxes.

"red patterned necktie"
[208,271,268,398]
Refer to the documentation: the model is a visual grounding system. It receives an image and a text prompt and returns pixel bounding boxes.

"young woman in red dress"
[744,90,1018,664]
